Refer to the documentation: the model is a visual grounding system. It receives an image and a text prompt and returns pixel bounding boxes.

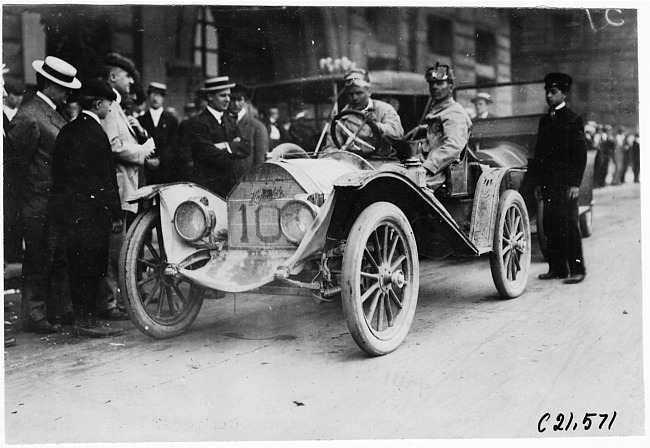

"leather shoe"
[50,312,76,326]
[27,319,63,334]
[75,316,124,338]
[538,271,568,280]
[563,274,586,284]
[97,307,130,321]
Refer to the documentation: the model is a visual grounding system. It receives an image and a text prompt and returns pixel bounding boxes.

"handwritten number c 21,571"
[538,411,617,433]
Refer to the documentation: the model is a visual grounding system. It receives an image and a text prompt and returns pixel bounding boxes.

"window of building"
[475,29,497,82]
[427,16,453,56]
[193,7,219,77]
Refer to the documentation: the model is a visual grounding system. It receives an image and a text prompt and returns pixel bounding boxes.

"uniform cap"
[471,92,492,103]
[81,78,117,101]
[544,72,572,92]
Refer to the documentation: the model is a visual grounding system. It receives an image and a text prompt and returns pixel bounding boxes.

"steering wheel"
[331,110,383,155]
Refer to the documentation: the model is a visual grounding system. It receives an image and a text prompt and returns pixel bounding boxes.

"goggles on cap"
[345,77,371,88]
[344,68,370,87]
[425,64,453,83]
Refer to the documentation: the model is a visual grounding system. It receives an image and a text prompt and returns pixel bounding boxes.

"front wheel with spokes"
[119,207,207,338]
[490,189,531,298]
[341,202,419,356]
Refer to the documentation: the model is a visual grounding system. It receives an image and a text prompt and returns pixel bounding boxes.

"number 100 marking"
[238,203,282,243]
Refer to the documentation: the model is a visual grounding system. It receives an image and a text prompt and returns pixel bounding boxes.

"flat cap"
[104,52,139,78]
[81,78,117,101]
[544,72,572,92]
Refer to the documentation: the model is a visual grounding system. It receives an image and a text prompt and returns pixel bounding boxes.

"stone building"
[2,5,512,117]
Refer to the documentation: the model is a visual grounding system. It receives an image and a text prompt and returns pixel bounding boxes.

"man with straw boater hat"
[472,92,494,120]
[8,56,81,333]
[185,75,251,197]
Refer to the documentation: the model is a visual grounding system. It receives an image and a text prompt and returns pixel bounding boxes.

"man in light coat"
[98,53,156,320]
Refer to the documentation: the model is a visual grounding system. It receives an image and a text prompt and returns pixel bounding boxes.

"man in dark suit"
[8,56,81,333]
[528,72,587,284]
[227,85,269,186]
[262,106,289,150]
[138,82,179,184]
[50,79,124,337]
[185,76,251,197]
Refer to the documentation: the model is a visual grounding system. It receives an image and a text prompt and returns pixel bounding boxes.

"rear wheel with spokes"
[119,207,207,338]
[341,202,419,356]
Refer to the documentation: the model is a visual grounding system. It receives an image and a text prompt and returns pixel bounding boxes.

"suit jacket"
[8,94,68,217]
[50,113,122,225]
[138,109,179,184]
[185,108,251,197]
[230,111,269,185]
[262,117,290,150]
[528,106,587,188]
[101,98,151,213]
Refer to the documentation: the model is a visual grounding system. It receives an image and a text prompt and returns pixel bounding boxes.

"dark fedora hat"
[81,78,117,101]
[544,72,573,92]
[104,52,139,79]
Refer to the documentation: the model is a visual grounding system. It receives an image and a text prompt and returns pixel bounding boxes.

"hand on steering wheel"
[331,110,383,155]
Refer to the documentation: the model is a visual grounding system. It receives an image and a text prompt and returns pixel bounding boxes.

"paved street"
[3,182,644,443]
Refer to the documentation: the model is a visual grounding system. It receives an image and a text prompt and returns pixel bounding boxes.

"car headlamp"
[173,198,216,242]
[280,200,318,245]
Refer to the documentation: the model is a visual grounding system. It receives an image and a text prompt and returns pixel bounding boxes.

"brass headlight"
[280,200,318,245]
[173,198,215,242]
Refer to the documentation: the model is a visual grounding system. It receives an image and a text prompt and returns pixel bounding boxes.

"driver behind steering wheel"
[323,68,404,156]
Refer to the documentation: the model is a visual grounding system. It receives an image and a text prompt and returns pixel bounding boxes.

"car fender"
[126,182,227,265]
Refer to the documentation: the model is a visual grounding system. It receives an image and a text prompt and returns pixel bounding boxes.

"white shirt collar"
[82,110,101,125]
[207,105,224,124]
[237,108,247,122]
[149,107,164,127]
[36,91,57,110]
[3,105,17,121]
[112,88,122,105]
[553,102,566,111]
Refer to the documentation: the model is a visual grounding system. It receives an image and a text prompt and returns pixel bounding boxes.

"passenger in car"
[405,63,472,191]
[324,68,404,156]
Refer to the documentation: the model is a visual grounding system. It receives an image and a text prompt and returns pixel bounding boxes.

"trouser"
[63,216,110,318]
[3,181,23,262]
[96,210,136,313]
[617,150,632,184]
[632,145,640,182]
[20,213,72,324]
[541,186,585,277]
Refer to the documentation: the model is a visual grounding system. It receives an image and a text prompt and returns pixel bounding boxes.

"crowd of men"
[2,50,639,346]
[2,52,307,344]
[586,122,640,187]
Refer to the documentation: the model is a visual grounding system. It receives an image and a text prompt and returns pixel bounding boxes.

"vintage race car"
[118,101,532,356]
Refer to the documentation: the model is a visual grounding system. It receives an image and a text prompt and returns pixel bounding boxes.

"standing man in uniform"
[98,53,156,320]
[528,72,587,284]
[227,84,269,185]
[185,76,251,197]
[406,63,472,191]
[50,79,124,337]
[138,82,179,184]
[8,56,81,333]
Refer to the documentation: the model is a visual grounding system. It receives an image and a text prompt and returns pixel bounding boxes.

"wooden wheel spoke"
[389,288,403,310]
[137,275,156,288]
[383,226,389,262]
[503,251,512,278]
[513,213,521,235]
[155,222,166,260]
[387,230,399,263]
[172,283,188,304]
[377,292,386,331]
[363,247,380,272]
[156,284,165,317]
[391,254,406,272]
[360,281,380,303]
[165,286,175,314]
[137,258,158,269]
[142,279,161,306]
[365,289,382,323]
[145,240,161,262]
[372,230,383,264]
[360,271,380,280]
[384,293,394,327]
